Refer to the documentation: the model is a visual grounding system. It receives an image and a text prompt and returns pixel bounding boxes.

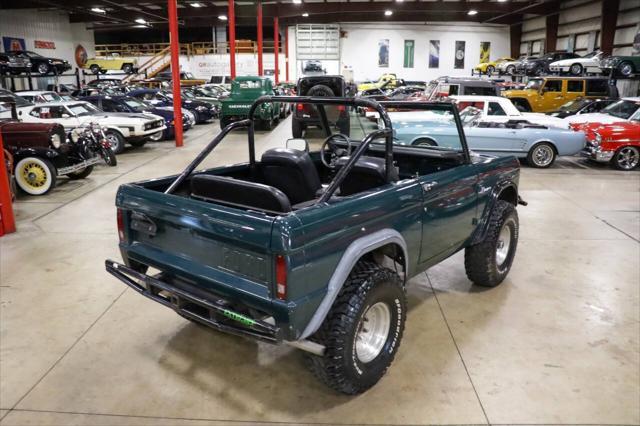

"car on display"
[0,89,34,119]
[209,75,232,89]
[128,88,216,124]
[599,55,640,77]
[15,90,63,104]
[185,86,226,108]
[385,86,425,100]
[156,71,207,87]
[566,97,640,125]
[302,60,326,75]
[424,77,499,100]
[474,57,514,75]
[11,50,71,75]
[357,73,401,92]
[548,51,606,75]
[20,101,165,154]
[515,51,580,76]
[0,51,32,75]
[497,56,532,75]
[181,88,221,114]
[83,54,138,74]
[219,76,281,129]
[451,95,569,128]
[86,78,124,88]
[47,83,78,95]
[578,120,640,170]
[105,96,525,395]
[389,106,585,168]
[502,76,617,113]
[0,120,101,195]
[81,95,194,140]
[547,98,618,118]
[292,75,350,137]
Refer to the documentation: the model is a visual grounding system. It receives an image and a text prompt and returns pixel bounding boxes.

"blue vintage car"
[389,107,586,168]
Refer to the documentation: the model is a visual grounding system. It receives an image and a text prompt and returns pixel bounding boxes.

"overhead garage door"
[295,24,340,60]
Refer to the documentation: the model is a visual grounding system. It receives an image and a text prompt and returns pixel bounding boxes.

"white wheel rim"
[356,302,391,363]
[617,147,639,170]
[496,224,511,266]
[150,131,162,141]
[533,145,554,167]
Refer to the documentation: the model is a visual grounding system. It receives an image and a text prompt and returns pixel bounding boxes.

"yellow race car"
[357,73,399,92]
[83,54,138,74]
[474,57,514,75]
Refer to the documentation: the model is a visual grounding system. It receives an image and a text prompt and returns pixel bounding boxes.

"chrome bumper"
[582,146,613,163]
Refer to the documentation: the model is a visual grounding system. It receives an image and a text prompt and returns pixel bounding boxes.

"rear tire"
[506,65,516,75]
[569,63,583,75]
[307,261,406,394]
[90,64,100,75]
[465,200,519,287]
[307,84,335,97]
[619,61,635,77]
[122,63,133,74]
[486,65,495,75]
[527,142,556,168]
[292,119,304,138]
[67,166,94,180]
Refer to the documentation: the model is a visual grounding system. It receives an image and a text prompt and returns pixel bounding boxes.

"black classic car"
[11,50,71,75]
[0,52,31,75]
[547,98,618,118]
[516,52,580,76]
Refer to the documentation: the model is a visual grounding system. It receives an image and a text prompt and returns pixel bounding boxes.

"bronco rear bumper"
[105,259,280,343]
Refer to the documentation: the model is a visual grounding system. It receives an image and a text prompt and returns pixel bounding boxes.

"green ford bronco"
[106,97,526,394]
[219,76,281,130]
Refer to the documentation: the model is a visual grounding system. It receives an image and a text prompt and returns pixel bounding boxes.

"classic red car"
[573,120,640,170]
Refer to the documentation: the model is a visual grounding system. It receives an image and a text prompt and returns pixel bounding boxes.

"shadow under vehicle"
[105,96,526,395]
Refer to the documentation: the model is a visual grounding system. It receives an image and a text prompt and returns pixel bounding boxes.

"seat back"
[261,148,321,204]
[337,156,398,196]
[191,174,291,214]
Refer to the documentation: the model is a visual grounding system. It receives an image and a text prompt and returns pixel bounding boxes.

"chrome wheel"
[619,62,633,76]
[530,144,555,168]
[570,64,582,75]
[496,224,512,267]
[355,302,391,363]
[37,63,49,75]
[615,147,639,170]
[149,131,163,141]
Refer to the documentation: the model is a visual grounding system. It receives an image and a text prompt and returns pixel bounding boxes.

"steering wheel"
[320,133,352,169]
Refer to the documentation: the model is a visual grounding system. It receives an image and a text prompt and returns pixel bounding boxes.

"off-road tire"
[67,166,94,180]
[307,84,335,97]
[292,119,304,138]
[307,261,406,394]
[465,200,519,287]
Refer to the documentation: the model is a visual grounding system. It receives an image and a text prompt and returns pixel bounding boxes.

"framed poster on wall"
[2,36,26,52]
[429,40,440,68]
[378,39,389,67]
[479,42,490,63]
[454,40,465,69]
[403,40,415,68]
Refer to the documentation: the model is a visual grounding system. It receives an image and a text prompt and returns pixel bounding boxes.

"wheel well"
[532,141,558,154]
[498,185,518,206]
[412,137,437,146]
[361,243,407,279]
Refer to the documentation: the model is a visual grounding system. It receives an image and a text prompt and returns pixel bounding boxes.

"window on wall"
[403,40,415,68]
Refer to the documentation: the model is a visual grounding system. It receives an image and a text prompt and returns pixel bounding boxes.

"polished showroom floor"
[1,117,639,426]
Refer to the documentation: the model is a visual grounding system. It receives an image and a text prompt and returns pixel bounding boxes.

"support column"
[545,13,559,53]
[229,0,236,79]
[0,133,16,235]
[510,24,522,59]
[274,17,279,85]
[600,0,619,55]
[257,1,263,76]
[285,25,289,82]
[167,0,184,148]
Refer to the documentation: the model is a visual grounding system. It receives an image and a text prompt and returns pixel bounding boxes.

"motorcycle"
[70,123,117,167]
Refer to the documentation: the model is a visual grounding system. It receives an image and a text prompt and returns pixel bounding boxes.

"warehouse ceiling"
[0,0,562,29]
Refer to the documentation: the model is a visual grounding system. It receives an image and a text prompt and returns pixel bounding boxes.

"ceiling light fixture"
[467,10,478,15]
[302,12,309,17]
[498,0,508,2]
[384,10,393,16]
[293,0,302,4]
[135,18,147,24]
[190,2,203,7]
[91,7,106,13]
[218,15,228,20]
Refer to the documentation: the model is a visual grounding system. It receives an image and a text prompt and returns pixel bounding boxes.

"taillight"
[275,255,287,300]
[296,103,304,111]
[117,208,125,242]
[337,105,345,112]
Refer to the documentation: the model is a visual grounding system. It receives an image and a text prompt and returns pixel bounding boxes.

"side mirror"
[286,138,309,152]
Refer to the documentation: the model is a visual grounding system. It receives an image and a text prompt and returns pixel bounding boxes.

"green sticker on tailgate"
[222,309,256,326]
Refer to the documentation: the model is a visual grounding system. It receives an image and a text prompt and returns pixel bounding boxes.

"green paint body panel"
[115,152,519,341]
[220,76,280,121]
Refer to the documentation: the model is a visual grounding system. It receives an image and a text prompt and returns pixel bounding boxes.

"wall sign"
[34,40,56,49]
[429,40,440,68]
[378,39,389,67]
[403,40,414,68]
[454,40,465,69]
[2,36,26,52]
[75,44,88,67]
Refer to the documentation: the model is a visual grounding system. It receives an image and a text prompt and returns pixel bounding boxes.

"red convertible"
[573,120,640,170]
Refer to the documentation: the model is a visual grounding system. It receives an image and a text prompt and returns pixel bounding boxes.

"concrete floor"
[1,117,639,426]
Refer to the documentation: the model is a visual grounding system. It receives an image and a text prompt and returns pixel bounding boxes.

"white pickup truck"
[450,95,569,128]
[20,101,166,153]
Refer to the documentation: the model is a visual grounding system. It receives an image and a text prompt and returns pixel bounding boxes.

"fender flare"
[470,180,518,245]
[12,147,60,164]
[299,228,409,340]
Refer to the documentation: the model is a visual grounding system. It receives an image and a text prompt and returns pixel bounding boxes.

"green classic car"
[600,55,640,77]
[105,97,525,394]
[219,76,281,130]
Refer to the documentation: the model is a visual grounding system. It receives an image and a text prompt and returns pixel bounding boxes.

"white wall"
[0,9,95,89]
[336,22,510,83]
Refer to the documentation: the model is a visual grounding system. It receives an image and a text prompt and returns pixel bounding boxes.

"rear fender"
[299,229,408,340]
[470,180,518,245]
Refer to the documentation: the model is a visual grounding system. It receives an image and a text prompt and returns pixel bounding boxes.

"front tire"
[104,130,125,154]
[527,142,556,168]
[292,119,304,138]
[15,157,57,195]
[612,146,640,170]
[90,64,100,75]
[506,65,516,75]
[570,63,583,75]
[37,63,50,75]
[619,61,635,77]
[307,261,406,394]
[128,139,147,148]
[486,65,495,75]
[122,63,133,74]
[101,148,117,166]
[465,200,519,287]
